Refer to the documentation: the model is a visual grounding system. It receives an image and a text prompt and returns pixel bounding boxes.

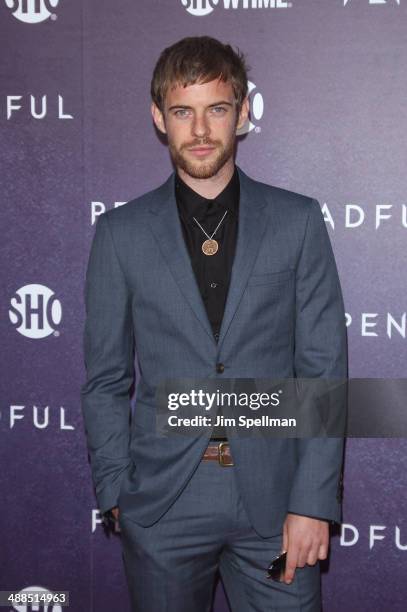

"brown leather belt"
[202,441,234,466]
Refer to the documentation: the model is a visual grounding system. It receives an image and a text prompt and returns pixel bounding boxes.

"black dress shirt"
[175,165,240,439]
[102,167,240,525]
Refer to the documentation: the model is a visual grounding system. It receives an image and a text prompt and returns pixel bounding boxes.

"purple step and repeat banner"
[1,1,407,611]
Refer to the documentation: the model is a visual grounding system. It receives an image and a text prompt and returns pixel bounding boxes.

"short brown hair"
[151,36,249,114]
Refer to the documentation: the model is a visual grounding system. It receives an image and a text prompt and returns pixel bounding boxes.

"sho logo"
[181,0,291,17]
[9,284,62,339]
[344,0,400,6]
[182,0,218,15]
[237,80,264,135]
[4,0,60,24]
[11,585,63,611]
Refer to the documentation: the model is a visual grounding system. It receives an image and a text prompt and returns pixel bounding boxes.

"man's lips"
[187,146,216,157]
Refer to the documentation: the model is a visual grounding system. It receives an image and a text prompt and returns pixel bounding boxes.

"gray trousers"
[119,444,321,612]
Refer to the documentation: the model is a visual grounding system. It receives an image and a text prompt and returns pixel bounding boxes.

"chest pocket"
[246,269,293,287]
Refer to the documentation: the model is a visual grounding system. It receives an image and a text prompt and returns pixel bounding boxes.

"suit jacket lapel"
[148,172,215,342]
[217,166,269,347]
[147,165,270,348]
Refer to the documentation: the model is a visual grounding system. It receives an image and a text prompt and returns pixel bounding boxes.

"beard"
[168,134,236,180]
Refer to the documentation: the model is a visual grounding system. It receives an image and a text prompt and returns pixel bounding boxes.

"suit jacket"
[80,165,348,537]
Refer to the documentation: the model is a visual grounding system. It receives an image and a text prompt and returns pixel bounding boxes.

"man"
[81,36,348,611]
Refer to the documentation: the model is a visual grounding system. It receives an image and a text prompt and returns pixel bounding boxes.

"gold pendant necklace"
[193,209,228,257]
[201,239,219,256]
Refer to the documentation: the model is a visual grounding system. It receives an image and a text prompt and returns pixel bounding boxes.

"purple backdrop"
[1,1,407,610]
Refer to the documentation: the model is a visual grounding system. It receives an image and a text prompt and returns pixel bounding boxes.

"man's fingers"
[282,522,288,554]
[318,543,328,560]
[307,542,328,566]
[297,548,309,568]
[281,515,330,584]
[306,546,320,566]
[297,538,313,568]
[284,547,298,584]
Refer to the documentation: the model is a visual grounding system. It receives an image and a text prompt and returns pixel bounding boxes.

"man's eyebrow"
[207,101,233,108]
[167,101,234,111]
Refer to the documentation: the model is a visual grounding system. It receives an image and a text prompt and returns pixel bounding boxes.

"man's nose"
[192,113,210,139]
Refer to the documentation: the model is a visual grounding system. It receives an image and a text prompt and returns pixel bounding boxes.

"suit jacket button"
[216,362,225,373]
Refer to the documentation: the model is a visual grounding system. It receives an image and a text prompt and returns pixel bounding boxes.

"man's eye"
[174,109,190,117]
[212,107,227,114]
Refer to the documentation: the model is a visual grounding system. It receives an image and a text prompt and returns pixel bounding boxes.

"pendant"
[202,239,218,256]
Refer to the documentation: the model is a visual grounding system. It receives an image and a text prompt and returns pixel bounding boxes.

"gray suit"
[81,165,347,608]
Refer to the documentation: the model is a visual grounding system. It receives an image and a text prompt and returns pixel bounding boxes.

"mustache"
[182,139,220,149]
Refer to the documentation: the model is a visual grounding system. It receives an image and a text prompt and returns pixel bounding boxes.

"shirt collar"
[175,165,240,223]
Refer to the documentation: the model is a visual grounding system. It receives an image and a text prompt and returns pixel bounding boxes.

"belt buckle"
[218,441,234,466]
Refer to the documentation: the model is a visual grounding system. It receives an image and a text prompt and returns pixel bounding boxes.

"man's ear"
[236,96,249,131]
[151,102,167,135]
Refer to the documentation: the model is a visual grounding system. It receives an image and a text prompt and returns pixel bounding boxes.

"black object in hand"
[267,551,287,581]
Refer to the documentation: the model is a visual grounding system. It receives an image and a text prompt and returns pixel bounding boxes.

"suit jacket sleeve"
[80,212,133,515]
[288,198,348,523]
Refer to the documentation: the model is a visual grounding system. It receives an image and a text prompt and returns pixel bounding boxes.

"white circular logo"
[9,284,62,339]
[4,0,60,24]
[237,80,264,136]
[181,0,218,17]
[11,586,63,611]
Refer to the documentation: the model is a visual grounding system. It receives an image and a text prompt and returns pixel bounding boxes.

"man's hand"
[111,506,119,520]
[282,513,329,584]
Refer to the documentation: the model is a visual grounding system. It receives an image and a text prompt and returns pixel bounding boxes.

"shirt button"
[210,282,218,288]
[216,362,225,373]
[214,332,220,340]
